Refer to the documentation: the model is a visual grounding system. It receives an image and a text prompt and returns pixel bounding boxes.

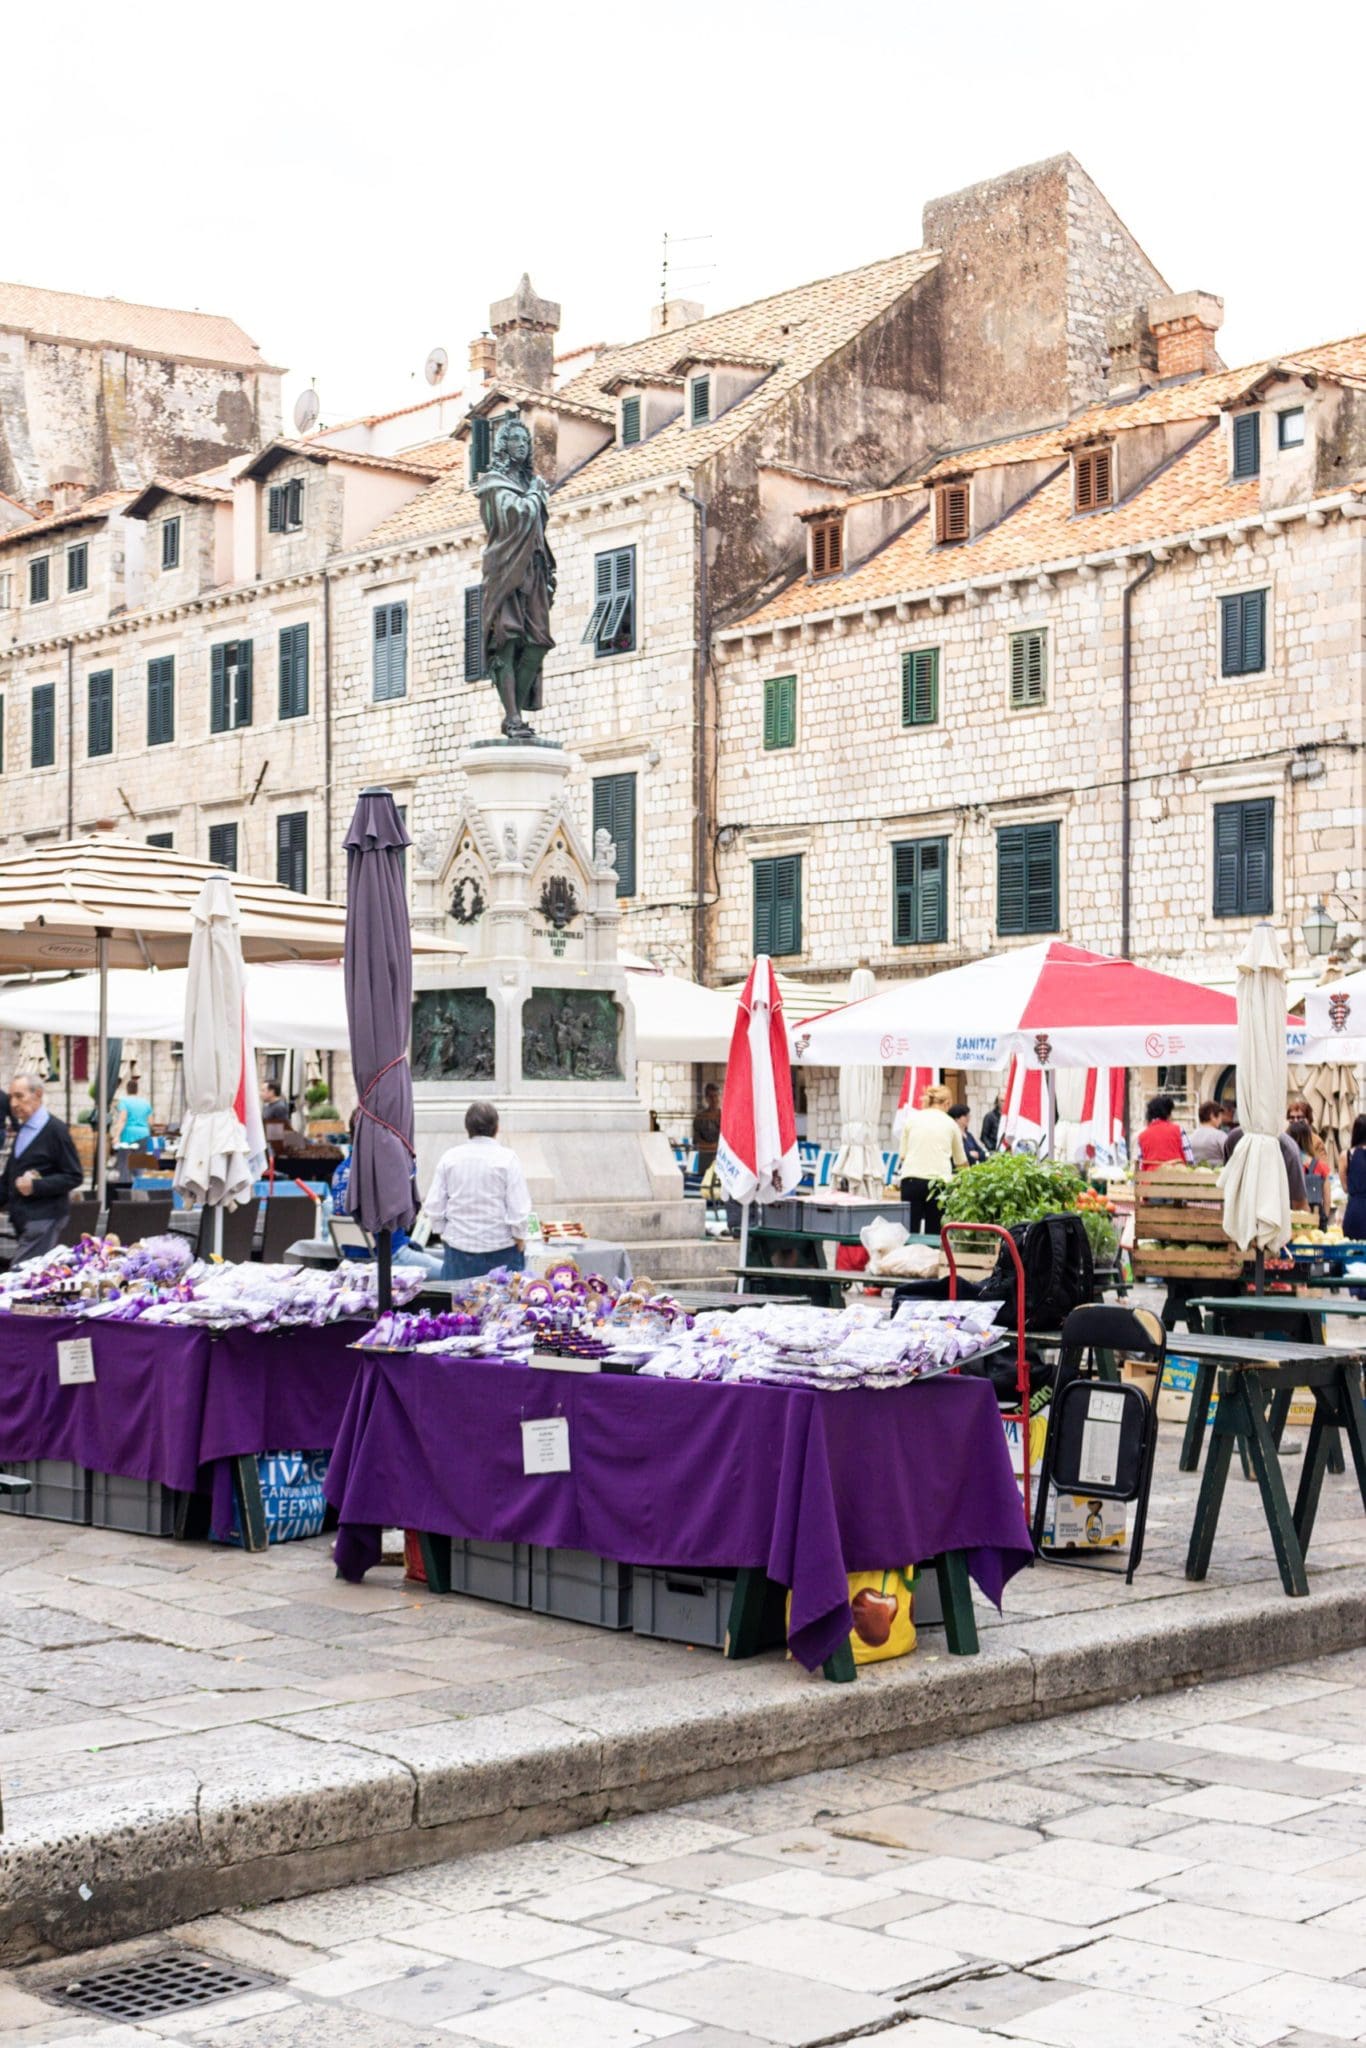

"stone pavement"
[8,1648,1366,2045]
[1,1399,1363,1964]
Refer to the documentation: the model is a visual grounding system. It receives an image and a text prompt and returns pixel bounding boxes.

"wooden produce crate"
[1131,1165,1244,1281]
[941,1230,998,1281]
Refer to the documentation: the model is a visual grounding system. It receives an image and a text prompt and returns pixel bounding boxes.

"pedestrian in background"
[1189,1100,1226,1165]
[897,1083,966,1233]
[1339,1114,1366,1242]
[0,1074,83,1263]
[1135,1094,1192,1171]
[949,1103,986,1166]
[980,1095,1002,1152]
[422,1100,531,1281]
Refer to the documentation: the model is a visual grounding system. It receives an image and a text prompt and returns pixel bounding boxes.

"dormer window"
[1277,407,1305,450]
[1232,412,1261,480]
[161,516,181,570]
[1073,445,1113,512]
[934,482,969,545]
[690,375,711,425]
[620,395,641,447]
[267,479,305,533]
[809,516,843,578]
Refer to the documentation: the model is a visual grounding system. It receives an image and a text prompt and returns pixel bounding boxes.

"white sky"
[9,0,1364,428]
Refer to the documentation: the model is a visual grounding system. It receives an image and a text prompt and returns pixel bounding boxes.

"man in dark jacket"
[1,1075,83,1263]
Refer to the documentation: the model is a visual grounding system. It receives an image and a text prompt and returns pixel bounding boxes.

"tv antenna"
[661,231,714,310]
[293,386,320,435]
[425,346,449,387]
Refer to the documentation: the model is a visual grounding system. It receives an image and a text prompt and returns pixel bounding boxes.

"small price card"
[521,1415,571,1475]
[1078,1387,1125,1487]
[57,1337,96,1386]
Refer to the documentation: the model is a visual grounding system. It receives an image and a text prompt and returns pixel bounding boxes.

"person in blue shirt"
[330,1133,441,1274]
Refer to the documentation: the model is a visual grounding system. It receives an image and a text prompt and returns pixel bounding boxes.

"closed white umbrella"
[174,878,263,1222]
[831,968,885,1196]
[1219,924,1291,1270]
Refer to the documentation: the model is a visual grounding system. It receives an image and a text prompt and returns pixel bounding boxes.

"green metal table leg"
[417,1531,452,1594]
[822,1638,857,1682]
[1186,1382,1238,1580]
[1338,1363,1366,1508]
[725,1569,787,1659]
[1241,1370,1309,1597]
[935,1550,979,1656]
[1179,1359,1216,1472]
[230,1455,268,1553]
[1268,1388,1293,1445]
[1291,1389,1337,1557]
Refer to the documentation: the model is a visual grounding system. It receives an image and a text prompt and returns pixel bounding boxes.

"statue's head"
[492,414,533,480]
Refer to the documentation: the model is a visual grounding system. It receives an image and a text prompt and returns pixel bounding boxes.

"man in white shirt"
[421,1101,532,1281]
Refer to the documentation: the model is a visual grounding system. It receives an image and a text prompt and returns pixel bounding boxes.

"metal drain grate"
[56,1950,265,2021]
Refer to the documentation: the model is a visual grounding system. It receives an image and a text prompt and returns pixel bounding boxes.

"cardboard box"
[1043,1488,1128,1549]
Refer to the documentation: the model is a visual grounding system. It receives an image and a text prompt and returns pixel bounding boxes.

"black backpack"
[977,1212,1095,1332]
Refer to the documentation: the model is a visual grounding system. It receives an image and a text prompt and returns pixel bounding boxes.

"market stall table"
[326,1351,1033,1676]
[0,1310,364,1547]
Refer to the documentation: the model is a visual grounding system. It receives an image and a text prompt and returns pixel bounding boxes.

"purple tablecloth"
[326,1356,1033,1669]
[0,1310,363,1535]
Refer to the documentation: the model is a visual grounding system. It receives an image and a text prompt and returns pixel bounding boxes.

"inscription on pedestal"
[413,989,496,1081]
[521,988,621,1081]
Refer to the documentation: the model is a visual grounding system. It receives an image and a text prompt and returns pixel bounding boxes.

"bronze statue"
[475,414,556,739]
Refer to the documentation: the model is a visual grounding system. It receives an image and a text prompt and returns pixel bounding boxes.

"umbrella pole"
[736,1201,750,1295]
[378,1226,393,1314]
[94,929,110,1208]
[1044,1070,1057,1160]
[213,1206,224,1258]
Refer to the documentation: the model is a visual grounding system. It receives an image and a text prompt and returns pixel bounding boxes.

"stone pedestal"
[410,743,684,1215]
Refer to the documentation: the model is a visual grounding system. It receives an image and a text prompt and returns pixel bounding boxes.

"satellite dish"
[425,347,449,388]
[293,388,321,434]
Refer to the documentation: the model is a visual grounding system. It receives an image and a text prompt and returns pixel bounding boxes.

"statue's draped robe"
[475,468,556,695]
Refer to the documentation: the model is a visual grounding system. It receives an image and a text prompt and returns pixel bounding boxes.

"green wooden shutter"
[918,837,947,942]
[468,415,492,482]
[67,543,88,592]
[235,640,253,726]
[592,773,637,896]
[901,648,938,726]
[211,644,229,732]
[893,842,917,944]
[373,605,407,701]
[463,587,485,679]
[591,547,635,653]
[1220,594,1243,676]
[1009,631,1046,708]
[772,854,801,955]
[1212,802,1243,916]
[29,557,48,603]
[753,860,776,954]
[277,811,307,893]
[31,684,55,768]
[279,624,309,718]
[209,823,238,870]
[87,670,113,757]
[267,485,284,533]
[621,396,641,445]
[1023,822,1059,931]
[1241,797,1273,914]
[997,827,1026,935]
[161,518,180,570]
[147,657,174,746]
[691,376,710,424]
[1232,412,1260,479]
[763,676,796,749]
[1242,589,1266,673]
[286,479,304,528]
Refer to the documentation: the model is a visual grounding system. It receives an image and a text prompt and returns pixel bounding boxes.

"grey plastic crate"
[530,1547,633,1630]
[797,1200,909,1237]
[0,1459,91,1523]
[913,1563,944,1630]
[633,1568,736,1650]
[90,1469,176,1538]
[449,1540,532,1607]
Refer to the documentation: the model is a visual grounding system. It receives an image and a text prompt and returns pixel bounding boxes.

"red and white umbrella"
[1002,1058,1125,1155]
[717,956,800,1206]
[892,1066,939,1144]
[793,940,1309,1069]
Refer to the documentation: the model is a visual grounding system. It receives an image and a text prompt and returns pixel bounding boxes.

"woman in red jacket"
[1134,1093,1193,1171]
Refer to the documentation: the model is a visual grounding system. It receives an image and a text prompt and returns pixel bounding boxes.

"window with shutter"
[210,644,229,733]
[285,479,304,530]
[1219,590,1267,677]
[30,683,55,769]
[161,517,181,570]
[621,396,641,446]
[892,837,948,945]
[752,855,802,957]
[468,414,492,482]
[763,675,797,750]
[87,670,113,758]
[1212,798,1274,917]
[276,811,308,894]
[691,376,710,424]
[267,485,285,533]
[67,543,88,593]
[1008,630,1047,708]
[147,656,175,747]
[1278,408,1305,449]
[900,647,939,727]
[373,601,408,701]
[934,483,970,544]
[1232,412,1261,479]
[232,639,253,727]
[463,586,486,679]
[278,623,309,719]
[29,556,49,604]
[584,547,636,656]
[996,821,1059,935]
[146,832,173,849]
[1073,446,1113,512]
[208,823,239,870]
[592,773,637,896]
[809,516,843,577]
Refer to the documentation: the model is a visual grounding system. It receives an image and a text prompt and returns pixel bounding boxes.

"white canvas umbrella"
[831,968,885,1195]
[1219,924,1292,1270]
[623,967,740,1062]
[173,878,265,1225]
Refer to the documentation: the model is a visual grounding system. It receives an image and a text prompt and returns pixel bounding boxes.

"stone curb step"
[3,1568,1363,1966]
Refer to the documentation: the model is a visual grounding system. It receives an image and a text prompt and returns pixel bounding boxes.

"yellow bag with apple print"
[846,1566,917,1663]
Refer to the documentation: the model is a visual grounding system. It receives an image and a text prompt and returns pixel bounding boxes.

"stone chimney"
[488,275,560,394]
[1105,308,1158,397]
[468,334,496,384]
[651,298,704,336]
[1148,291,1224,380]
[49,473,90,515]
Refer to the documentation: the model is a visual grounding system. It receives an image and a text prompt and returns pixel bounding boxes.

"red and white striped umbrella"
[717,956,800,1205]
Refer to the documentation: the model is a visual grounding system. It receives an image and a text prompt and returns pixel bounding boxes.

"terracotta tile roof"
[361,246,940,552]
[0,489,132,554]
[740,424,1266,627]
[241,438,451,481]
[123,475,233,519]
[393,436,464,470]
[0,281,277,371]
[467,381,615,425]
[668,351,776,375]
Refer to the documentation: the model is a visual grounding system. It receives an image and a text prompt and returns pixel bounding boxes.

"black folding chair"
[258,1196,316,1264]
[104,1198,173,1244]
[58,1198,103,1247]
[1031,1302,1162,1584]
[196,1200,259,1262]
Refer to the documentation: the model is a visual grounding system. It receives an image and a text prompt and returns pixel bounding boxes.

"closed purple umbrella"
[343,789,416,1309]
